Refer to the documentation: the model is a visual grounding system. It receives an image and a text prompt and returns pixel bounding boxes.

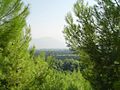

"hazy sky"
[26,0,76,42]
[25,0,95,47]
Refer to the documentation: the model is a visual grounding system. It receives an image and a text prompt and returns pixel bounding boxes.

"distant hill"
[30,37,68,49]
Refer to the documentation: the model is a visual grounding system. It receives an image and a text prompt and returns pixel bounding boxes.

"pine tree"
[64,0,120,89]
[0,0,48,89]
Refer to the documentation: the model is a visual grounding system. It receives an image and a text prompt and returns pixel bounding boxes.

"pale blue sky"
[26,0,78,42]
[25,0,95,48]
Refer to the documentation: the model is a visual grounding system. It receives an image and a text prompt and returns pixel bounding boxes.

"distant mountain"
[30,37,68,49]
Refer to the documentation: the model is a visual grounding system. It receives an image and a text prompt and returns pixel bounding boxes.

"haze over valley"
[30,37,67,49]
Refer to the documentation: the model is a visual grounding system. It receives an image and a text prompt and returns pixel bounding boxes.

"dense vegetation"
[35,49,80,60]
[0,0,92,90]
[0,0,120,90]
[64,0,120,89]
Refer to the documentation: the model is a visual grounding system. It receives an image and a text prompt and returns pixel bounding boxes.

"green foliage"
[0,0,93,90]
[40,56,92,90]
[0,0,48,89]
[113,80,120,90]
[64,0,120,89]
[46,55,81,72]
[39,69,92,90]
